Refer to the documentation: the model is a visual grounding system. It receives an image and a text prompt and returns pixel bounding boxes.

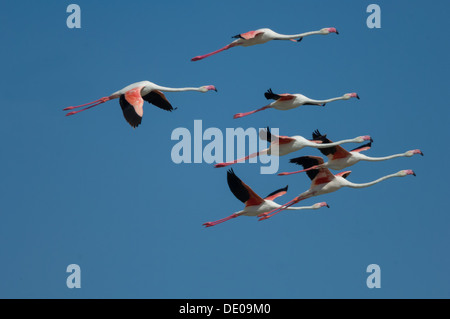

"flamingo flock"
[63,24,421,228]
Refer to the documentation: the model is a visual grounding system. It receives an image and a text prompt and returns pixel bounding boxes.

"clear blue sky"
[0,0,449,298]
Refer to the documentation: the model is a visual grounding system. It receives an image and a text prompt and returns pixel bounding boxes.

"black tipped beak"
[413,172,416,176]
[356,94,360,99]
[214,88,218,92]
[326,204,330,208]
[420,151,424,156]
[335,30,339,35]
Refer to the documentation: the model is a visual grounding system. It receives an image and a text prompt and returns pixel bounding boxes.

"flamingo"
[214,127,372,168]
[202,168,329,227]
[233,89,359,119]
[191,27,338,61]
[279,130,423,176]
[258,158,416,221]
[63,81,217,128]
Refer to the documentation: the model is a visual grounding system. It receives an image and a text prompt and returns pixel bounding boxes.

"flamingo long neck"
[308,96,347,104]
[360,153,407,162]
[284,205,316,211]
[274,30,323,39]
[345,173,399,189]
[311,138,359,149]
[151,85,204,92]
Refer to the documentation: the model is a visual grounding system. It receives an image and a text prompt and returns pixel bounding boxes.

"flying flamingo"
[214,127,372,168]
[233,89,359,119]
[202,168,329,227]
[278,130,423,176]
[191,27,338,61]
[63,81,217,128]
[258,158,416,221]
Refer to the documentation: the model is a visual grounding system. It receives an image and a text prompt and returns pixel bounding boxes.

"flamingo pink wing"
[278,94,295,101]
[277,135,295,145]
[119,87,144,128]
[240,30,264,40]
[312,167,335,186]
[335,171,352,179]
[264,186,288,201]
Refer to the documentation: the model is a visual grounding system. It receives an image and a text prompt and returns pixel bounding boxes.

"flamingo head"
[322,27,339,35]
[398,169,416,177]
[313,202,330,209]
[336,171,352,179]
[405,149,423,157]
[356,135,373,143]
[344,92,360,100]
[200,85,218,92]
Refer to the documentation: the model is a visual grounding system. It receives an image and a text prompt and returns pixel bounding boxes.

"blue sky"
[0,0,449,298]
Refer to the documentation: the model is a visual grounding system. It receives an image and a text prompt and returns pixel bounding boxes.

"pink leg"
[203,213,239,227]
[63,97,110,116]
[233,106,271,119]
[214,150,265,168]
[258,196,305,221]
[191,44,235,61]
[278,166,318,176]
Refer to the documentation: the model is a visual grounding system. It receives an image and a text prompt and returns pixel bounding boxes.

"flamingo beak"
[356,94,360,99]
[205,85,217,92]
[404,170,416,176]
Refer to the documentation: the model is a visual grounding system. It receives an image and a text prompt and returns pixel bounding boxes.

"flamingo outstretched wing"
[349,141,372,153]
[312,130,350,160]
[260,127,295,145]
[227,169,264,207]
[233,30,264,40]
[119,87,144,128]
[264,88,295,101]
[264,186,288,201]
[142,90,175,112]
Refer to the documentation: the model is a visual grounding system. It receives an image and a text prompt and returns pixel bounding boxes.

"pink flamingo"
[63,81,217,128]
[233,89,359,119]
[191,27,338,61]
